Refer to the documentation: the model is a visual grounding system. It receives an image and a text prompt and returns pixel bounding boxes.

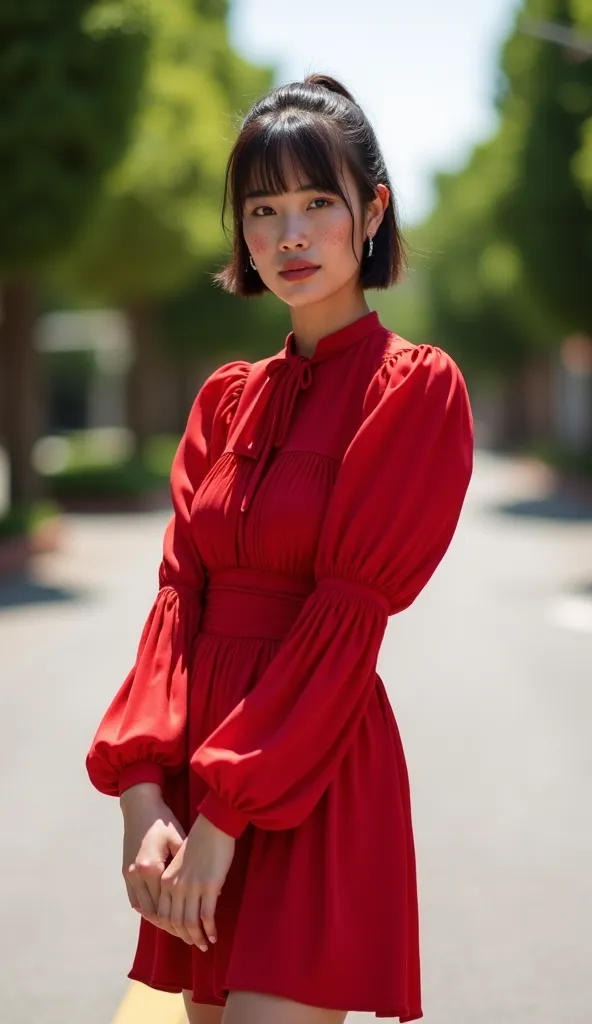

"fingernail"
[199,944,208,952]
[208,935,216,944]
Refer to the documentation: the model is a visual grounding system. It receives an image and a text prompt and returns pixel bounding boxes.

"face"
[241,158,388,308]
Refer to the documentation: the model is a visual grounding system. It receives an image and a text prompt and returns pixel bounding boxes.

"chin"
[279,282,339,308]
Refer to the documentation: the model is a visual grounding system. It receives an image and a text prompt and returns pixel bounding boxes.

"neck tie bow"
[234,356,313,513]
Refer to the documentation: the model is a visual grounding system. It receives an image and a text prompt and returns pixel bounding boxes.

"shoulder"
[364,337,469,414]
[187,358,251,424]
[198,358,252,399]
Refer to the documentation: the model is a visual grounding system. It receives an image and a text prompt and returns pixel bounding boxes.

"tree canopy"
[0,0,149,275]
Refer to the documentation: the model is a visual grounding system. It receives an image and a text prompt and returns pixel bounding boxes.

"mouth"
[279,265,320,282]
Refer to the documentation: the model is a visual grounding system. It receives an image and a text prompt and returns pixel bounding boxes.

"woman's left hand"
[156,813,235,950]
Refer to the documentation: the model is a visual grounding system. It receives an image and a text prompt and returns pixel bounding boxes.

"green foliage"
[495,0,592,332]
[526,437,592,478]
[411,135,553,379]
[52,0,273,305]
[42,428,179,500]
[401,0,592,380]
[0,499,61,539]
[570,0,592,195]
[159,262,290,362]
[372,229,432,346]
[191,0,230,19]
[45,455,168,498]
[0,0,149,273]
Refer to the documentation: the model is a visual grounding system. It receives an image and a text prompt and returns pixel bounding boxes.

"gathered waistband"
[200,567,315,641]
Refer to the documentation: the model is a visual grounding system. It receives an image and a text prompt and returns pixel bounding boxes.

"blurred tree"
[410,131,553,380]
[391,0,591,419]
[159,268,289,428]
[570,0,592,195]
[496,0,592,334]
[52,0,273,452]
[0,0,148,504]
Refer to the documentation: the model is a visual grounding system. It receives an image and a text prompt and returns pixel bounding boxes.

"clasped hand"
[121,786,235,951]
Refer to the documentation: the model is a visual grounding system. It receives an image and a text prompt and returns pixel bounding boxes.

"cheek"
[318,226,346,247]
[317,216,355,254]
[247,232,268,255]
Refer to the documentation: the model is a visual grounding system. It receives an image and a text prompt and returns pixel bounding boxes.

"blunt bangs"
[233,114,357,223]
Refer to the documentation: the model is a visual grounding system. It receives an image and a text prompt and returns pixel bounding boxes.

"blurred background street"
[1,0,591,1021]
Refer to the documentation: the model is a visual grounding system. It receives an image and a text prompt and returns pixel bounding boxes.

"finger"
[184,892,209,950]
[150,884,174,937]
[169,887,198,947]
[122,864,145,913]
[143,868,164,922]
[154,885,179,938]
[124,862,157,918]
[129,860,173,931]
[199,886,219,946]
[123,876,141,912]
[134,878,160,922]
[166,825,186,858]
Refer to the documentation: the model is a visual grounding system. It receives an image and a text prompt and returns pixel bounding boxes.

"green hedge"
[46,457,169,499]
[526,440,592,481]
[0,500,61,539]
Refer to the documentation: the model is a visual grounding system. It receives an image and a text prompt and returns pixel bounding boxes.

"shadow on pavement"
[493,488,592,523]
[0,571,88,610]
[571,578,592,598]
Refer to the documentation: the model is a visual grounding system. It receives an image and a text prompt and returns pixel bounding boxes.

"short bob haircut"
[213,73,408,297]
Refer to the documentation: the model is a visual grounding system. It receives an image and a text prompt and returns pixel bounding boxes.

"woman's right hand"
[120,782,189,941]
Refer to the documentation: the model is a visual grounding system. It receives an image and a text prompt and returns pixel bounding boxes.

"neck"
[289,284,370,359]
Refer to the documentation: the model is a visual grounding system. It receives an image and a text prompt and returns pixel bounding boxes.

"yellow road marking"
[112,981,186,1024]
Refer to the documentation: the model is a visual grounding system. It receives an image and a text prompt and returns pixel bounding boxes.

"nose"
[278,213,310,252]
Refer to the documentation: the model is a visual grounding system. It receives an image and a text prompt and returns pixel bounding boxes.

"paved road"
[1,451,591,1024]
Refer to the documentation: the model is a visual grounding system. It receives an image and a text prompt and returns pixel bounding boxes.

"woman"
[86,74,474,1024]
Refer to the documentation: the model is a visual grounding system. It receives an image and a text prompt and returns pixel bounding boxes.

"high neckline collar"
[283,309,381,365]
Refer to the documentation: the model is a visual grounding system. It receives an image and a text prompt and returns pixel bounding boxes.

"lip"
[279,262,320,282]
[280,260,319,272]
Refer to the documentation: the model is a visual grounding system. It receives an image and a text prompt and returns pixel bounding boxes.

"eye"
[309,198,333,210]
[250,205,275,217]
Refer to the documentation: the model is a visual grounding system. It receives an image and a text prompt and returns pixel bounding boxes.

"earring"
[367,236,374,258]
[249,253,257,270]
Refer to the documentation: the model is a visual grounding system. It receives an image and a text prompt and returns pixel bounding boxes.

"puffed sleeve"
[85,360,250,798]
[191,344,474,837]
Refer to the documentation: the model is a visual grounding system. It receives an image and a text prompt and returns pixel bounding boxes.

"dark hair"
[213,73,407,296]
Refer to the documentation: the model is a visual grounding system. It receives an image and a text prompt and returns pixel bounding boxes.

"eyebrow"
[244,182,332,201]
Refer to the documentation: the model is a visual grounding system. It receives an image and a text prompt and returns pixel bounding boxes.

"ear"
[366,183,390,238]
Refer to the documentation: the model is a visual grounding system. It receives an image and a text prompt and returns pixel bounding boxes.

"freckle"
[249,234,268,254]
[319,227,346,246]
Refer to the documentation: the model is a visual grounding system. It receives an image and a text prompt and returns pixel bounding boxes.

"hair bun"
[304,73,357,104]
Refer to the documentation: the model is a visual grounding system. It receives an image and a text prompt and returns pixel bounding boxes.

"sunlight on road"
[549,594,592,634]
[112,982,186,1024]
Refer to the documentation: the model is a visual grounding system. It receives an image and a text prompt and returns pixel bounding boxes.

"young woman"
[86,74,474,1024]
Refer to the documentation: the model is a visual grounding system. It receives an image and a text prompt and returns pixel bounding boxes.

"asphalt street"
[0,450,591,1024]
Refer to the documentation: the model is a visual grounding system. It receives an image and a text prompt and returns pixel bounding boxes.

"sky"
[229,0,522,226]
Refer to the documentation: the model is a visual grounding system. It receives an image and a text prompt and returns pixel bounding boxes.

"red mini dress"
[86,310,474,1021]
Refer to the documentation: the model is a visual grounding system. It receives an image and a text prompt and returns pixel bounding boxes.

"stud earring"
[367,236,374,258]
[249,253,257,270]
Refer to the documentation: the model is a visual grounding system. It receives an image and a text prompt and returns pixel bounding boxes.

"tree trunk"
[124,300,163,457]
[0,276,44,506]
[499,365,530,448]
